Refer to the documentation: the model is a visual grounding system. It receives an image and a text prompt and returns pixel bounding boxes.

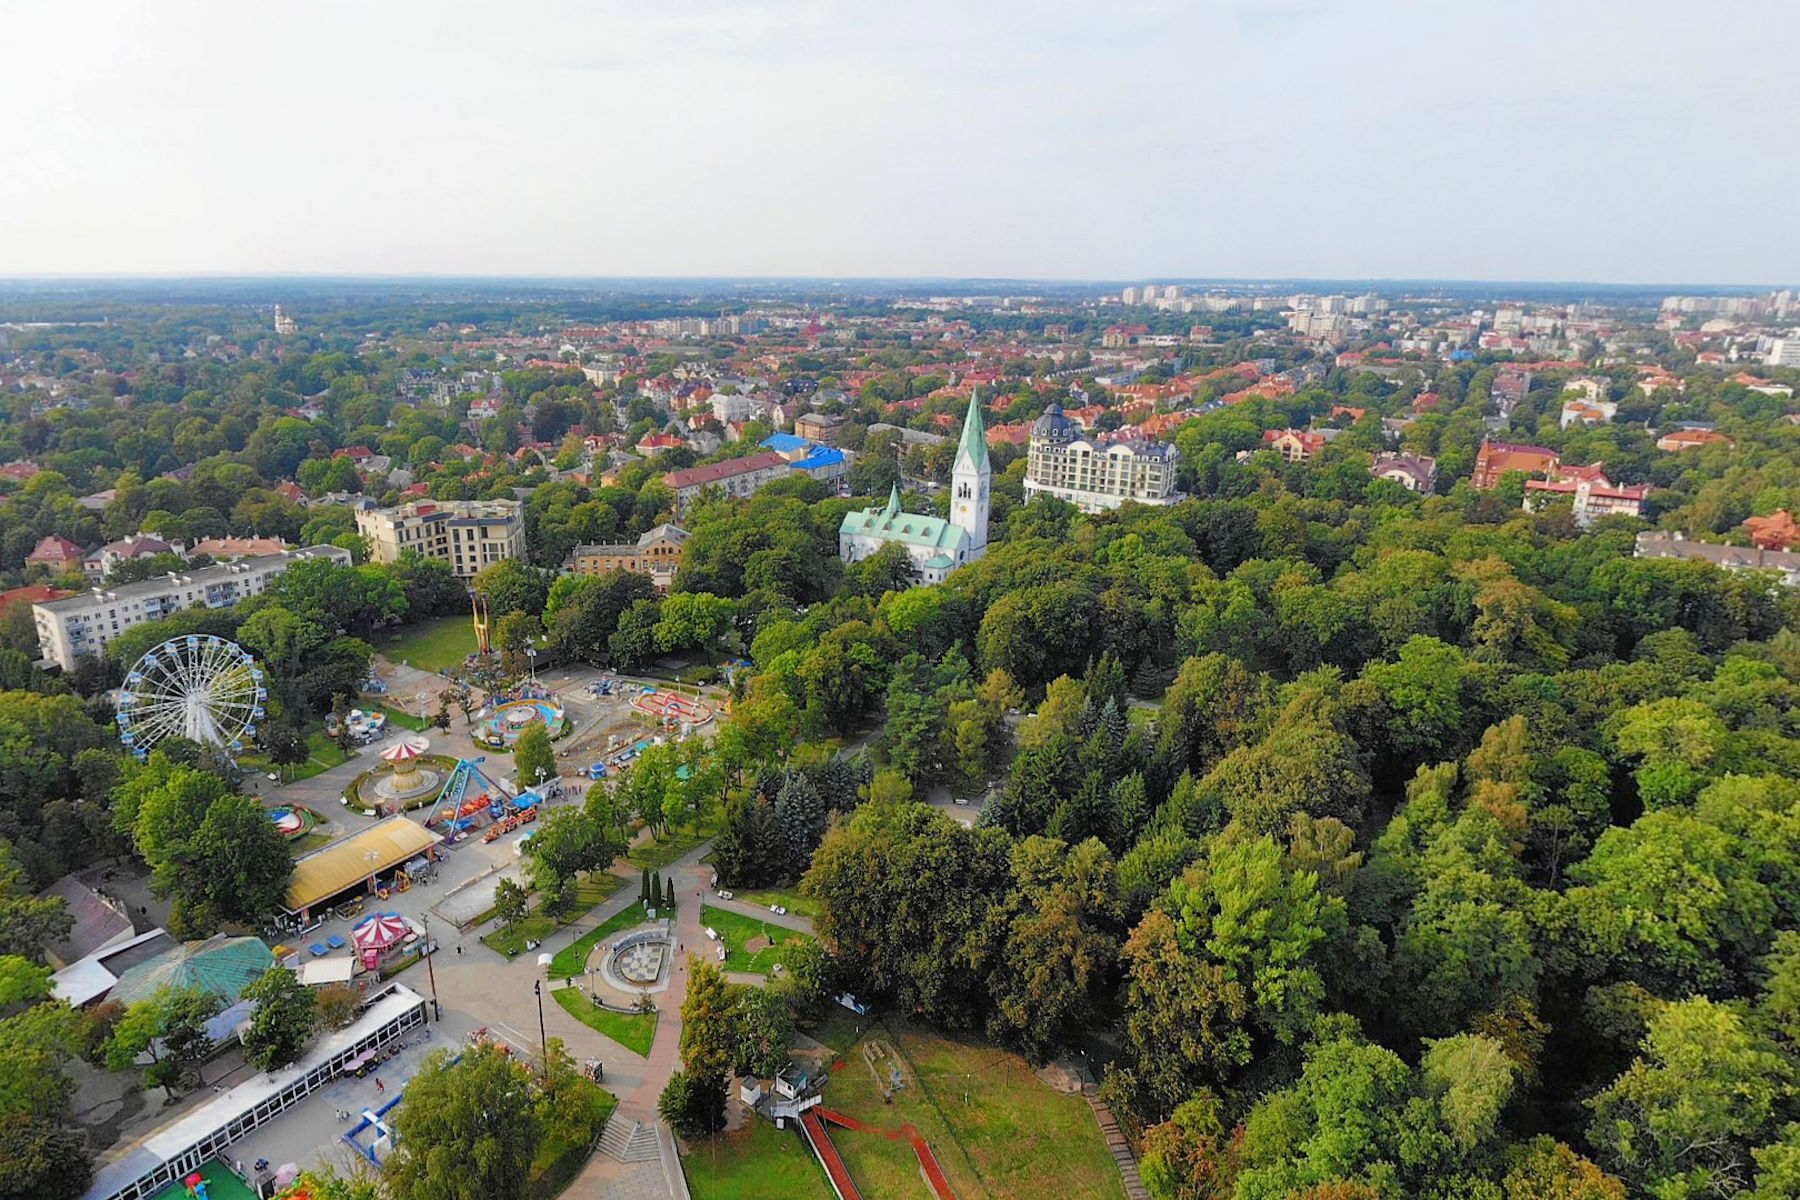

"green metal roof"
[955,389,989,473]
[110,936,275,1007]
[839,497,970,551]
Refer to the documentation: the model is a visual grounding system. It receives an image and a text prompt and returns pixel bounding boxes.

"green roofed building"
[838,391,990,584]
[109,935,275,1008]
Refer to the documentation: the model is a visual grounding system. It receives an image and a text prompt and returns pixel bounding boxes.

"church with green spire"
[838,390,990,584]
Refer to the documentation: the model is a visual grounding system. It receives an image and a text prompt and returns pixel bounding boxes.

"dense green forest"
[2,303,1800,1200]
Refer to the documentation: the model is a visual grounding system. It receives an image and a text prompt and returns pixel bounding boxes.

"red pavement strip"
[813,1106,958,1200]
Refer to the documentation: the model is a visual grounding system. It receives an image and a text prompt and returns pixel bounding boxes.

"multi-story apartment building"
[662,452,791,511]
[32,546,352,670]
[1022,403,1182,512]
[565,524,690,592]
[355,499,526,578]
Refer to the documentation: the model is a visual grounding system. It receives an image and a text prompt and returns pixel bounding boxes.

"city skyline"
[3,1,1796,284]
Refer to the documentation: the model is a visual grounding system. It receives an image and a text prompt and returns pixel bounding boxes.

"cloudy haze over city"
[4,0,1797,282]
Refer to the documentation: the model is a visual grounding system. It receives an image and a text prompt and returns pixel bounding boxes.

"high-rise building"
[355,499,526,578]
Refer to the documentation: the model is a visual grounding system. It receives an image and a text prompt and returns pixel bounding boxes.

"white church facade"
[839,392,990,584]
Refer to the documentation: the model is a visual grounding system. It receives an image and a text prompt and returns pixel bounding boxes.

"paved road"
[702,894,816,937]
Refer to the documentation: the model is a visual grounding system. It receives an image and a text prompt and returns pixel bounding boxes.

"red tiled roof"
[663,451,788,490]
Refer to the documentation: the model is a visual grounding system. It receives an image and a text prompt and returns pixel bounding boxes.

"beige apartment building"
[355,499,526,578]
[1022,403,1183,512]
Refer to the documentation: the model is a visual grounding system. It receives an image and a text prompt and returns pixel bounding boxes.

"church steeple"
[950,387,990,560]
[955,387,989,475]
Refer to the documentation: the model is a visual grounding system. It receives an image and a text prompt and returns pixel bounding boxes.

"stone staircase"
[597,1117,661,1164]
[1082,1083,1150,1200]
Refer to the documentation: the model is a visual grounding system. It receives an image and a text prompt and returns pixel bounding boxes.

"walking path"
[558,846,712,1198]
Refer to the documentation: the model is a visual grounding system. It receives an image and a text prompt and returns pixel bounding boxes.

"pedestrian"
[375,1076,385,1092]
[456,945,462,955]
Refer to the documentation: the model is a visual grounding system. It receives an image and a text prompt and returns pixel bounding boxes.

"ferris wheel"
[115,635,267,759]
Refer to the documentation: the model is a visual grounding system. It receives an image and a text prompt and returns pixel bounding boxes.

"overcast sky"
[2,0,1795,283]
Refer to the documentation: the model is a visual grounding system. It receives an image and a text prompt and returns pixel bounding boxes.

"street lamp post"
[526,647,538,685]
[533,979,551,1095]
[365,849,381,895]
[420,912,442,1021]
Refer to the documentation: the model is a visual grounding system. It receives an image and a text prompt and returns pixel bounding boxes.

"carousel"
[368,735,442,807]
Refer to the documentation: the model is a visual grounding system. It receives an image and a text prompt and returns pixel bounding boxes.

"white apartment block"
[1022,403,1183,513]
[33,546,352,671]
[354,498,526,578]
[1766,338,1800,368]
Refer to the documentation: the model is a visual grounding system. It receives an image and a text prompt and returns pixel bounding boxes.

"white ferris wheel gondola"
[115,635,265,760]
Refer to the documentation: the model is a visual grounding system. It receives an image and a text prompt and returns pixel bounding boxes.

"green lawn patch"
[288,831,332,857]
[815,1019,1126,1200]
[382,614,478,672]
[550,986,657,1057]
[549,900,654,979]
[375,705,432,732]
[699,904,814,975]
[482,875,627,959]
[731,886,819,920]
[683,1112,834,1200]
[625,827,709,872]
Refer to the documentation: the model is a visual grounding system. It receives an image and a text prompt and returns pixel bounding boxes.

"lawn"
[549,900,655,978]
[551,986,658,1057]
[699,904,815,975]
[481,874,626,958]
[684,1114,834,1200]
[376,704,433,732]
[731,886,820,920]
[240,729,353,783]
[808,1018,1127,1200]
[625,825,711,872]
[381,614,478,672]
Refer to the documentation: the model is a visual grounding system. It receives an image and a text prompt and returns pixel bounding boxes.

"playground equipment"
[422,758,521,834]
[475,683,565,749]
[115,635,265,759]
[367,735,442,807]
[630,686,714,727]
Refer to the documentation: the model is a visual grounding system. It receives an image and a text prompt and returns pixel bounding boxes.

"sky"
[2,0,1796,284]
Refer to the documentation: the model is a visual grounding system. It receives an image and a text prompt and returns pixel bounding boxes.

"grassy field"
[699,904,814,975]
[376,704,433,732]
[731,886,820,920]
[684,1114,834,1200]
[807,1016,1127,1200]
[381,615,478,672]
[551,986,658,1057]
[548,899,655,978]
[625,825,711,872]
[241,729,353,783]
[481,874,626,958]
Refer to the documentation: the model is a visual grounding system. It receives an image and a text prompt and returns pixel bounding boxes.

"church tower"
[951,388,991,561]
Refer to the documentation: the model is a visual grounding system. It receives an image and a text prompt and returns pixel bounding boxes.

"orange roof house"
[25,535,86,569]
[1655,428,1734,453]
[1744,511,1800,551]
[1472,440,1560,490]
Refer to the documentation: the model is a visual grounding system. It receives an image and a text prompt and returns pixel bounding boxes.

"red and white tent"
[352,912,410,968]
[379,735,430,764]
